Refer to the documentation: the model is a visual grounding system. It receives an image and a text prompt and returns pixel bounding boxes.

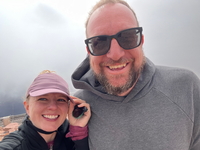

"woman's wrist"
[65,125,88,141]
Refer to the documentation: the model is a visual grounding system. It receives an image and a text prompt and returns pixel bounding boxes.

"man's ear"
[86,46,90,54]
[141,34,144,45]
[23,101,29,115]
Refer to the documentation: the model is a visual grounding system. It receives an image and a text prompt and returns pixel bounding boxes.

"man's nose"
[106,38,125,60]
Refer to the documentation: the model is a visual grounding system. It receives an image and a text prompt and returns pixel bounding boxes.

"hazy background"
[0,0,200,117]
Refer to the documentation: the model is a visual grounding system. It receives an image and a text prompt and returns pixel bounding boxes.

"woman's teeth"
[43,115,58,119]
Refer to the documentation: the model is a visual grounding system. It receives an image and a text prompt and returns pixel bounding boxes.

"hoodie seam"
[153,87,194,123]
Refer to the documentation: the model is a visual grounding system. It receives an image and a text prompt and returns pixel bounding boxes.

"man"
[71,0,200,149]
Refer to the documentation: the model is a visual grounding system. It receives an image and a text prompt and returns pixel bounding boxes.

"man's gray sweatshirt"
[71,57,200,150]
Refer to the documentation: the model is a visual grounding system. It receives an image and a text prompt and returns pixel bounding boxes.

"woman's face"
[24,93,69,132]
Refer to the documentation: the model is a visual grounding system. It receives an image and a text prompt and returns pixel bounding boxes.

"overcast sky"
[0,0,200,100]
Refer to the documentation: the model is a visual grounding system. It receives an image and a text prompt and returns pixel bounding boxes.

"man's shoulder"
[155,65,199,81]
[152,65,200,97]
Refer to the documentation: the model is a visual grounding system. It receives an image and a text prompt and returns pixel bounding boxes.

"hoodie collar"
[72,56,156,102]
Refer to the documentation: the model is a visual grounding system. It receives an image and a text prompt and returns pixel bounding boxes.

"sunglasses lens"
[117,28,141,49]
[87,36,110,56]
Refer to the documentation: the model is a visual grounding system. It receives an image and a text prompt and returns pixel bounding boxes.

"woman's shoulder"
[0,130,23,150]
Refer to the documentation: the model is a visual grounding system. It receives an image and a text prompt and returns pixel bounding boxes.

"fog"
[0,0,200,116]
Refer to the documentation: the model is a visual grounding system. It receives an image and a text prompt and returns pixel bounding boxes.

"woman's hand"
[68,96,91,127]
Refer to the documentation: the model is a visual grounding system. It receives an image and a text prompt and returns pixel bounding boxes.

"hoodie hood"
[71,56,156,102]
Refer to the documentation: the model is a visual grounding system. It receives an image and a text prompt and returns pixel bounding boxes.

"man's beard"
[94,59,145,96]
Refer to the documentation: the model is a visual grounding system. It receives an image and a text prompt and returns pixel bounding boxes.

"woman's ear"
[23,101,29,115]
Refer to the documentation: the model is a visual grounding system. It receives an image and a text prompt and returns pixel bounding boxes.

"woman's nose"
[47,101,58,109]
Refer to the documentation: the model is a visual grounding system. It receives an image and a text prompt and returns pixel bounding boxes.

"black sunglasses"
[85,27,143,56]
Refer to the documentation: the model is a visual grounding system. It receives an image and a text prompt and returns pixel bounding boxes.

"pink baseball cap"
[26,71,73,102]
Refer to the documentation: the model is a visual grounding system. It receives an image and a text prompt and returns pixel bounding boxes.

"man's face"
[86,3,145,96]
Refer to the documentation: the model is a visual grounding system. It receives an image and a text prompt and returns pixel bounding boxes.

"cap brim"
[29,89,73,102]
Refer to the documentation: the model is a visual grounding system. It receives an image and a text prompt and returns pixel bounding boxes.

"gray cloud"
[0,2,87,97]
[0,0,199,115]
[130,0,200,76]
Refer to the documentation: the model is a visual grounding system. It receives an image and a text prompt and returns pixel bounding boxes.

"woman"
[0,70,91,150]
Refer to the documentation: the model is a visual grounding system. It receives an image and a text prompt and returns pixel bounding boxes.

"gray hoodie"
[72,56,200,150]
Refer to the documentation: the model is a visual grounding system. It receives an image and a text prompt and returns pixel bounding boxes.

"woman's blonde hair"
[39,70,56,75]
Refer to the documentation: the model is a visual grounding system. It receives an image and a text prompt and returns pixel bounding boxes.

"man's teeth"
[109,63,126,69]
[43,115,58,119]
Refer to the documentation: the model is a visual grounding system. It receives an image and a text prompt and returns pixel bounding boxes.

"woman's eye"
[57,99,67,102]
[38,98,47,101]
